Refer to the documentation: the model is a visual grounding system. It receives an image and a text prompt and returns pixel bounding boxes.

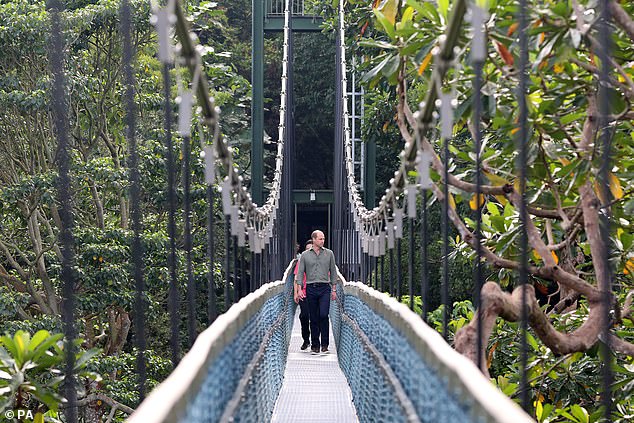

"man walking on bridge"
[294,230,338,354]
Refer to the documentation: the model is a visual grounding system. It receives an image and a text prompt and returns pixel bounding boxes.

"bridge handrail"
[127,262,296,423]
[161,0,292,252]
[340,281,534,423]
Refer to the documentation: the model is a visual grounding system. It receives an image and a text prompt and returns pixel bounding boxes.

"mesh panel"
[181,274,295,422]
[335,295,474,423]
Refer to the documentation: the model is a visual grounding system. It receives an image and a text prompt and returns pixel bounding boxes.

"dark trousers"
[307,283,331,348]
[298,298,310,343]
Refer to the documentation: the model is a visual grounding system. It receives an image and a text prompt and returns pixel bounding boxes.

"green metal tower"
[251,0,375,243]
[251,0,323,205]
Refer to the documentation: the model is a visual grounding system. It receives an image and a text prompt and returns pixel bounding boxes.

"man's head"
[304,239,313,250]
[311,230,325,249]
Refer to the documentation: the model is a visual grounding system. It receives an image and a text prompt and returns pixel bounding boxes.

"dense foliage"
[0,0,632,421]
[0,0,250,419]
[342,0,634,421]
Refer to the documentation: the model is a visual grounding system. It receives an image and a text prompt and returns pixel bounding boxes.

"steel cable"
[48,1,78,420]
[120,0,147,399]
[516,0,530,411]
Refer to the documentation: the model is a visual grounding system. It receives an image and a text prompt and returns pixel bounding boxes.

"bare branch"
[0,239,30,280]
[609,0,634,44]
[572,0,634,95]
[37,207,63,261]
[0,264,27,292]
[428,180,602,301]
[552,292,582,314]
[579,182,611,294]
[621,290,633,321]
[569,57,634,101]
[539,138,571,226]
[66,393,134,416]
[420,136,572,219]
[607,334,634,357]
[455,282,614,374]
[547,224,582,251]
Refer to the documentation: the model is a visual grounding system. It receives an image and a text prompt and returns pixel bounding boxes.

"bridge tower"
[252,0,375,250]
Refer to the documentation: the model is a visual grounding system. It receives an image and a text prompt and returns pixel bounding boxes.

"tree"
[347,0,633,417]
[0,0,250,415]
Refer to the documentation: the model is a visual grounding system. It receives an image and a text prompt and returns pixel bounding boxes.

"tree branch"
[0,264,27,292]
[607,334,634,357]
[620,290,633,321]
[547,224,582,251]
[65,393,134,415]
[579,182,612,294]
[609,0,634,45]
[427,180,602,301]
[0,240,29,279]
[569,57,634,101]
[455,282,614,375]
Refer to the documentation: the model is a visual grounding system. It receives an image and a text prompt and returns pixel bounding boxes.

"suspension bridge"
[30,0,630,421]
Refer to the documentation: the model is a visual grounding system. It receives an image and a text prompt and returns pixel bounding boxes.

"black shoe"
[311,346,320,355]
[301,341,310,350]
[321,346,329,354]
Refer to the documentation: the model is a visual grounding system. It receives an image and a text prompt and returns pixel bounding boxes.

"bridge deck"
[271,308,359,422]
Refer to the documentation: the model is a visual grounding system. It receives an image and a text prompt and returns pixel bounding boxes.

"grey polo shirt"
[294,247,337,287]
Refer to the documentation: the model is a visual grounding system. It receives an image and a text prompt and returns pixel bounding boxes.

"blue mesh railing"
[127,262,296,423]
[331,277,534,423]
[129,264,532,423]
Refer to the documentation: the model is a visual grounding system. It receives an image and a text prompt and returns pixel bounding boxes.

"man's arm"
[329,251,337,300]
[329,251,337,285]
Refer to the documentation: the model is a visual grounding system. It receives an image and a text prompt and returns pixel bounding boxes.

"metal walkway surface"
[271,308,359,423]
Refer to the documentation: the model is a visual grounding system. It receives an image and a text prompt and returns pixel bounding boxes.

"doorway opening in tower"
[294,204,330,252]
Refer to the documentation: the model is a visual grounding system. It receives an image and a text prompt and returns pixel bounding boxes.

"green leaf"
[407,0,439,23]
[552,1,570,17]
[361,55,391,83]
[373,9,396,40]
[28,330,50,352]
[570,405,588,423]
[526,332,539,351]
[532,33,562,71]
[486,201,500,216]
[438,0,449,21]
[0,336,18,364]
[30,333,63,362]
[13,331,29,366]
[490,215,506,232]
[358,40,398,50]
[540,403,554,422]
[404,0,427,17]
[560,111,584,125]
[557,410,577,421]
[382,54,401,78]
[536,400,544,421]
[378,0,399,25]
[74,348,101,371]
[400,6,414,25]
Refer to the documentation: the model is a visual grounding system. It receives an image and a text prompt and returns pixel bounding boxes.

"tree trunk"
[105,308,130,355]
[89,180,105,229]
[120,196,128,229]
[25,206,59,314]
